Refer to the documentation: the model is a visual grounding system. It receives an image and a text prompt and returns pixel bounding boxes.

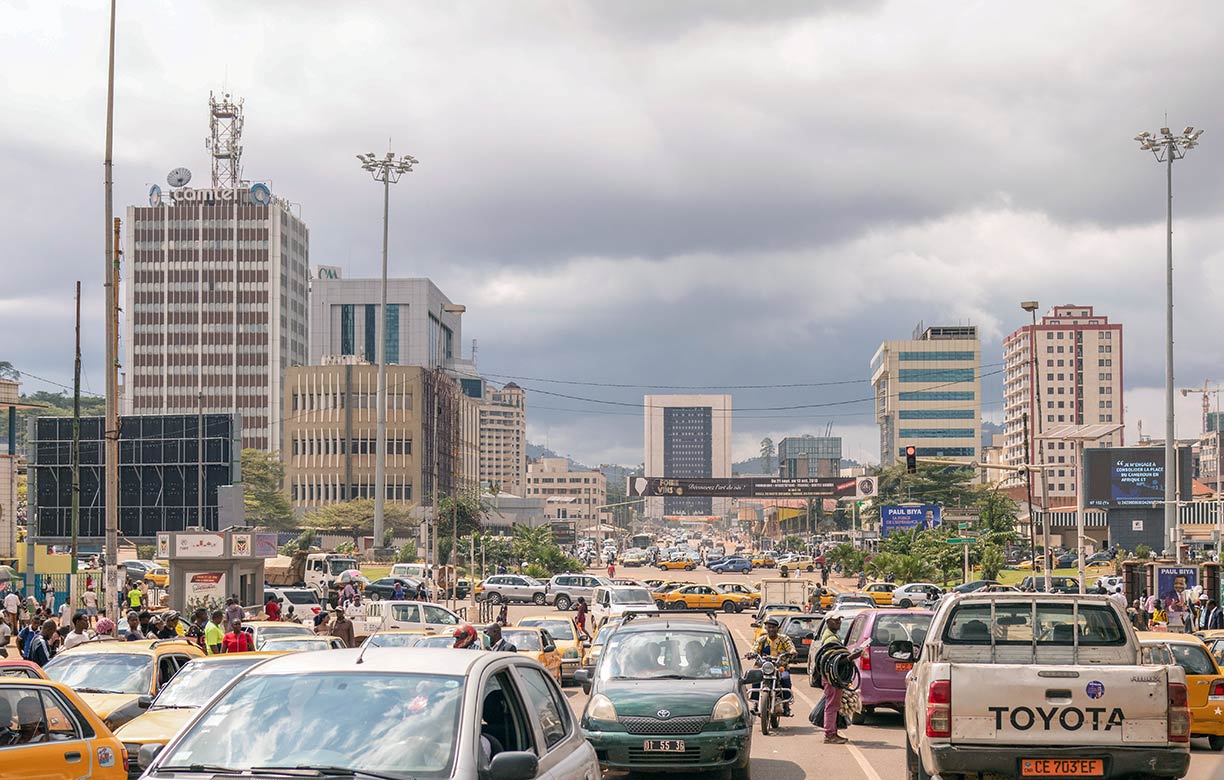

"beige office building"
[1002,305,1123,501]
[479,383,527,496]
[282,363,462,512]
[643,394,733,518]
[872,325,982,468]
[525,458,608,527]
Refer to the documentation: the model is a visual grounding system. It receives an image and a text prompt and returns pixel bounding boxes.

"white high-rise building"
[124,183,309,452]
[1002,305,1123,501]
[643,394,733,518]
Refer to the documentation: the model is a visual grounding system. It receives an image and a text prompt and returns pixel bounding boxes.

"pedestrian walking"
[575,597,588,634]
[122,611,143,642]
[185,608,209,651]
[607,562,616,579]
[3,589,19,636]
[329,608,355,648]
[63,614,90,650]
[127,582,143,611]
[265,595,281,622]
[222,618,253,653]
[81,589,98,622]
[485,623,517,652]
[26,621,57,666]
[205,610,225,654]
[815,614,861,744]
[224,597,244,632]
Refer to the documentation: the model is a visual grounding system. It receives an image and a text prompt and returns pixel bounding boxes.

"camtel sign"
[149,182,275,208]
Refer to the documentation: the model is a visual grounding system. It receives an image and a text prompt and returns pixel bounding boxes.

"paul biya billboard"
[880,505,941,537]
[628,476,877,499]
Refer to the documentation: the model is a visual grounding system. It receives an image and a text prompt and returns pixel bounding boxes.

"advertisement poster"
[188,572,226,606]
[254,533,280,558]
[175,533,225,558]
[1084,447,1192,508]
[628,475,876,499]
[1156,566,1197,610]
[880,505,941,537]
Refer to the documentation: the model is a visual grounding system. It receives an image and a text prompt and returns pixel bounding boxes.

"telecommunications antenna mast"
[206,91,244,188]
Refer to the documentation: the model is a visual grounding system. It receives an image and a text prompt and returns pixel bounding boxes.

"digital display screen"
[1083,447,1192,509]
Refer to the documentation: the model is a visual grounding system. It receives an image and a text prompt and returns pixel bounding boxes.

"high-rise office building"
[1002,305,1123,500]
[479,383,527,496]
[124,182,309,452]
[643,394,733,518]
[872,325,982,467]
[308,277,464,370]
[778,435,842,478]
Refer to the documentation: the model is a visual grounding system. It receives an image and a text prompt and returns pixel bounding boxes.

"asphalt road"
[496,562,1224,780]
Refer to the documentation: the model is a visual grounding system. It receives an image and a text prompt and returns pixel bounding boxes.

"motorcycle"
[746,653,792,735]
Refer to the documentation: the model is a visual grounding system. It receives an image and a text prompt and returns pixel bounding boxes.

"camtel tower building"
[643,394,733,519]
[124,93,309,451]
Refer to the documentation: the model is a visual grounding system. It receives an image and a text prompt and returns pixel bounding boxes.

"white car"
[590,585,659,627]
[890,583,943,609]
[1094,574,1124,593]
[355,599,461,641]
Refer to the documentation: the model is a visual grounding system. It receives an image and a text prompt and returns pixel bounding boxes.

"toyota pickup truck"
[895,592,1191,780]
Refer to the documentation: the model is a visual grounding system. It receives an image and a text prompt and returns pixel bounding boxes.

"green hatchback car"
[575,613,758,778]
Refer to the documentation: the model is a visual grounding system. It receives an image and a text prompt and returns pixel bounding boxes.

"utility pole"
[197,391,204,527]
[102,0,120,636]
[71,283,81,594]
[1022,411,1036,564]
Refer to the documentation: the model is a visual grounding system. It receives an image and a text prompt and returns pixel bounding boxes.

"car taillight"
[1168,682,1190,743]
[859,649,872,671]
[1211,680,1224,699]
[926,680,951,738]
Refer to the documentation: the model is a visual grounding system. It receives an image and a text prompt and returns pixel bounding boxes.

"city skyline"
[3,2,1222,469]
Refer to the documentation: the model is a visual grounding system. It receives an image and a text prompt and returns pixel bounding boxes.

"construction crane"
[1180,380,1221,435]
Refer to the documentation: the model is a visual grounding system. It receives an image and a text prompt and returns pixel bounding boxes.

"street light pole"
[1021,300,1051,591]
[1135,126,1204,560]
[356,151,417,546]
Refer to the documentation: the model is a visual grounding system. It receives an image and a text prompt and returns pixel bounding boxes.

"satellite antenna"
[167,167,193,188]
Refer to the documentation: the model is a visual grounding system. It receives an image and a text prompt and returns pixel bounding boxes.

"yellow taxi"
[714,582,761,606]
[0,677,128,779]
[750,552,776,568]
[581,617,624,670]
[1012,559,1037,570]
[1137,631,1224,749]
[358,628,436,649]
[1085,560,1116,572]
[658,557,697,571]
[42,638,205,731]
[862,582,897,606]
[143,566,170,588]
[113,653,282,773]
[777,555,816,576]
[516,615,587,682]
[753,609,807,641]
[499,627,564,684]
[659,584,754,613]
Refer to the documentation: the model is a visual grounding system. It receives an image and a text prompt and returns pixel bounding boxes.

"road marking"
[848,742,885,780]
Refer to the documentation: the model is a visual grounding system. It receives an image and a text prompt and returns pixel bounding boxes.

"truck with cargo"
[757,578,814,610]
[897,591,1191,780]
[263,550,359,601]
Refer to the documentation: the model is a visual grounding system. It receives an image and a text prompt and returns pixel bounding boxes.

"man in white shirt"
[3,590,18,635]
[1109,588,1127,612]
[82,590,98,621]
[58,600,73,629]
[62,614,90,650]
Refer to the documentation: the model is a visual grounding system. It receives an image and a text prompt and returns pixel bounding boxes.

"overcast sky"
[3,1,1223,468]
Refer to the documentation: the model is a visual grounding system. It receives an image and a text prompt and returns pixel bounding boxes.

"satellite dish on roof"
[167,167,192,188]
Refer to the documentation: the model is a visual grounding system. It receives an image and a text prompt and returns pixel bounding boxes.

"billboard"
[1083,447,1193,509]
[880,505,941,537]
[1155,565,1197,612]
[628,476,877,500]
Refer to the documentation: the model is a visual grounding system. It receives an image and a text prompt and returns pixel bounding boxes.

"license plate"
[895,662,913,672]
[1021,759,1104,777]
[643,740,685,752]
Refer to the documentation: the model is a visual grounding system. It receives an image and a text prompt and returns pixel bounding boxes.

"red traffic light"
[905,446,917,456]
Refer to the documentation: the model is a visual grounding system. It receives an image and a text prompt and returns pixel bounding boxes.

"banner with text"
[628,476,877,500]
[880,505,942,537]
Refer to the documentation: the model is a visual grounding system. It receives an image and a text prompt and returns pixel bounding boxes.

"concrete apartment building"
[281,363,461,512]
[124,184,309,451]
[778,435,842,478]
[643,394,733,518]
[525,458,608,530]
[872,325,982,468]
[479,383,527,496]
[1002,305,1123,501]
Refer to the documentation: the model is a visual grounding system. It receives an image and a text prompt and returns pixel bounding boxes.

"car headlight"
[587,694,618,722]
[712,693,744,721]
[761,661,777,675]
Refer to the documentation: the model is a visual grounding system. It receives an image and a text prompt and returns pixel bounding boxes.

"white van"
[390,563,429,580]
[591,585,658,627]
[355,599,460,641]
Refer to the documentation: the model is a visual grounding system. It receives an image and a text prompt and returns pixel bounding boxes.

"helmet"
[453,624,478,645]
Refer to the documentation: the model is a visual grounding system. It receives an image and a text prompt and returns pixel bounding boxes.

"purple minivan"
[843,608,933,722]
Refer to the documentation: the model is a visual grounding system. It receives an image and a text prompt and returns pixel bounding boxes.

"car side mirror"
[887,639,915,661]
[802,631,815,641]
[137,695,153,709]
[573,667,592,694]
[543,643,556,653]
[138,743,163,770]
[741,669,763,685]
[749,621,760,628]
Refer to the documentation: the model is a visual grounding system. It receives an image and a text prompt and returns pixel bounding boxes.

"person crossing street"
[814,614,862,744]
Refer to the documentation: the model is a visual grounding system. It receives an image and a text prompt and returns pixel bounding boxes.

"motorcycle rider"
[748,617,796,716]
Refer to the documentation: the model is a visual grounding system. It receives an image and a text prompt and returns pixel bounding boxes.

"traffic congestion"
[4,530,1224,780]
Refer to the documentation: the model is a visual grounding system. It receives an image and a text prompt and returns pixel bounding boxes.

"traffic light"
[905,445,917,473]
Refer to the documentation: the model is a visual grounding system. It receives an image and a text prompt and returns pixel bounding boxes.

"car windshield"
[328,559,357,576]
[599,630,732,680]
[255,625,314,647]
[158,672,463,778]
[262,639,333,652]
[1169,644,1217,676]
[502,630,542,651]
[365,633,427,648]
[520,620,574,641]
[415,635,458,648]
[45,652,152,694]
[871,613,932,646]
[943,603,1126,645]
[611,588,653,605]
[154,659,263,709]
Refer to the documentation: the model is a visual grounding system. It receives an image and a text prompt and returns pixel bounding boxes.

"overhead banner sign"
[629,476,877,500]
[880,505,941,537]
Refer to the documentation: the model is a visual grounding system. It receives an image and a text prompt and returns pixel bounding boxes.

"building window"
[385,304,399,365]
[896,369,976,383]
[364,304,377,363]
[898,428,976,439]
[897,351,976,362]
[898,409,975,420]
[340,304,355,355]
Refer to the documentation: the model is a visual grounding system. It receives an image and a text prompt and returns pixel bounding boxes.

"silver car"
[545,573,612,610]
[479,574,549,605]
[137,648,599,780]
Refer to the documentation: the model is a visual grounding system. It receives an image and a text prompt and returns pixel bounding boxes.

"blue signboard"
[880,505,941,537]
